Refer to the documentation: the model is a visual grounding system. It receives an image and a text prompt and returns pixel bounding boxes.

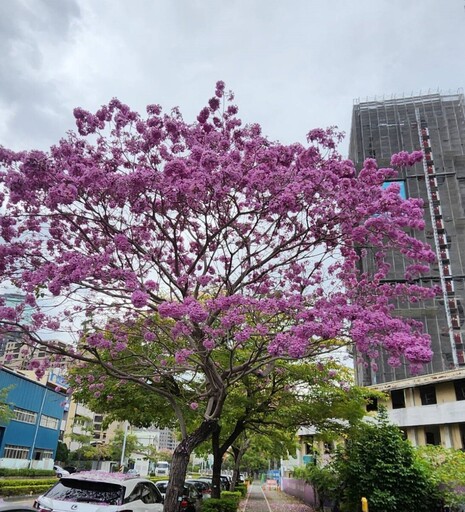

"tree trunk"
[164,420,216,512]
[210,424,223,499]
[230,446,240,491]
[230,441,248,491]
[210,419,245,497]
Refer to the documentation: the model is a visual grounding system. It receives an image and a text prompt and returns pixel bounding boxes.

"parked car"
[126,468,140,476]
[185,479,211,498]
[63,465,78,474]
[197,476,220,493]
[34,471,164,512]
[154,480,199,511]
[220,475,231,490]
[53,465,70,478]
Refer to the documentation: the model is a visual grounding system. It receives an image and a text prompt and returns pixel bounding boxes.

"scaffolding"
[349,91,465,385]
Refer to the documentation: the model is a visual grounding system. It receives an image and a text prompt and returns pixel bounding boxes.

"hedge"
[0,468,55,478]
[220,491,241,504]
[201,497,239,512]
[0,478,56,488]
[0,484,52,497]
[234,484,248,497]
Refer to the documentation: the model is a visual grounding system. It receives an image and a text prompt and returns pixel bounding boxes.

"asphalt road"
[0,497,37,507]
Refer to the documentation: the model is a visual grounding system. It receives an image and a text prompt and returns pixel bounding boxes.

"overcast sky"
[1,0,465,157]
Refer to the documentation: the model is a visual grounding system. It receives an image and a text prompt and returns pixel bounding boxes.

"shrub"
[0,484,52,496]
[304,464,340,511]
[220,491,242,504]
[0,468,55,478]
[333,408,440,512]
[234,484,247,497]
[201,498,239,512]
[415,445,465,510]
[0,478,56,488]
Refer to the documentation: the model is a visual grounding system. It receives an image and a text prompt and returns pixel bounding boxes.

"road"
[1,497,37,507]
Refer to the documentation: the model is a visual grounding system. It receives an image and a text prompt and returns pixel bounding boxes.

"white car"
[34,471,164,512]
[53,465,70,478]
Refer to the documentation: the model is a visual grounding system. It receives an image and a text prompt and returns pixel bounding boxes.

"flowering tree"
[70,349,368,497]
[0,82,435,511]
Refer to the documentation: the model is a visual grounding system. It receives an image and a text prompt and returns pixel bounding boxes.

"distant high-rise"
[349,92,465,386]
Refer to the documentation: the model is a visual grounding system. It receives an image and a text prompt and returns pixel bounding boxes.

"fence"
[281,477,317,508]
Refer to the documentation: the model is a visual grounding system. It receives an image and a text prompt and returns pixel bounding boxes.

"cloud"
[1,0,465,157]
[0,0,81,150]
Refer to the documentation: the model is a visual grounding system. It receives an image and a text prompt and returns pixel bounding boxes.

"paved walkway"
[242,482,314,512]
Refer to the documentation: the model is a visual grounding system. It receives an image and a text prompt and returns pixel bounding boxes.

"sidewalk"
[242,482,315,512]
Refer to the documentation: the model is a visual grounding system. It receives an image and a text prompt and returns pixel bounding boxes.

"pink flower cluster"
[0,81,437,387]
[390,150,423,167]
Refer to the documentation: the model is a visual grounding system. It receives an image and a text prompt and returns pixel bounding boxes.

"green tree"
[55,441,70,464]
[109,428,142,465]
[293,463,340,512]
[67,414,94,450]
[333,408,439,512]
[195,359,371,495]
[0,385,14,425]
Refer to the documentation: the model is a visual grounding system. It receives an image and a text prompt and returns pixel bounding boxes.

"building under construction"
[349,92,465,386]
[349,92,465,448]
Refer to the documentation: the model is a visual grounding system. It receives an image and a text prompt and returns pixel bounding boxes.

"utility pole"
[120,422,129,470]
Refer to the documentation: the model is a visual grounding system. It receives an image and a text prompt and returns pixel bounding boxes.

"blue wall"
[0,368,65,460]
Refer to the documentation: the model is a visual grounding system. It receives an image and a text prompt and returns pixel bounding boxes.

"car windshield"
[187,480,208,490]
[156,482,168,492]
[44,479,124,505]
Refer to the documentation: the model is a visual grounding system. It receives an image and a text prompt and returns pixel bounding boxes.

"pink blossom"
[144,280,158,291]
[131,290,149,308]
[144,331,156,342]
[175,349,193,365]
[203,339,215,350]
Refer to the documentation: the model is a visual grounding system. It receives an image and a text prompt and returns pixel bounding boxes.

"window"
[126,484,143,503]
[33,449,53,460]
[324,442,334,454]
[139,482,162,504]
[425,425,441,445]
[4,445,29,459]
[45,480,124,505]
[419,385,437,405]
[40,414,59,430]
[366,397,378,412]
[391,389,406,409]
[13,407,37,424]
[455,379,465,401]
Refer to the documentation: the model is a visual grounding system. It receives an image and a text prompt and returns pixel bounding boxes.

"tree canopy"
[0,82,436,511]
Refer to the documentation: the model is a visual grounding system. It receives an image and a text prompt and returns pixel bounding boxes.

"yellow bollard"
[361,497,369,512]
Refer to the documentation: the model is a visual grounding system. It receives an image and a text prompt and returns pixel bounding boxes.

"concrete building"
[349,91,465,447]
[371,367,465,448]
